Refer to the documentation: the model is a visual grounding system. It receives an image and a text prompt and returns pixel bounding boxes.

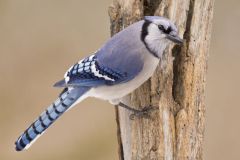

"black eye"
[158,25,172,34]
[158,25,165,31]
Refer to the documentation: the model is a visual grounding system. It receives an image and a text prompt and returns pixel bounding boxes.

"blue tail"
[15,87,89,151]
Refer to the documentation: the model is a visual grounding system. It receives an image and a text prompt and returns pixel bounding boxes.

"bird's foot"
[117,102,158,120]
[129,106,157,120]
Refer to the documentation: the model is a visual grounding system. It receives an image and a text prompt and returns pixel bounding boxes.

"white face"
[145,23,170,58]
[143,17,182,58]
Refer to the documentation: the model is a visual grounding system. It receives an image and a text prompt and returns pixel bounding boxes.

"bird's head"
[141,16,183,58]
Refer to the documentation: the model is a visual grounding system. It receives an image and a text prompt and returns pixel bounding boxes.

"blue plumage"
[55,55,128,87]
[15,87,90,151]
[15,16,183,151]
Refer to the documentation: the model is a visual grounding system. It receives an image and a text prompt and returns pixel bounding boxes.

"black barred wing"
[54,55,126,87]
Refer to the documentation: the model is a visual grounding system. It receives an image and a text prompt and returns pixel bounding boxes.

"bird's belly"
[88,55,159,101]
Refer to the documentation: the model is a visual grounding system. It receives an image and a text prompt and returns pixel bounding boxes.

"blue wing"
[54,54,138,87]
[54,21,145,88]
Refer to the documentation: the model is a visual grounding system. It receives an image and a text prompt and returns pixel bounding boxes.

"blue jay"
[15,16,183,151]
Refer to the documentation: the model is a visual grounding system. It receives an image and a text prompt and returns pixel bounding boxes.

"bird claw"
[129,106,158,120]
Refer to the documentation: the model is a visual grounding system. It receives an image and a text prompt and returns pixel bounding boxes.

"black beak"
[166,34,183,45]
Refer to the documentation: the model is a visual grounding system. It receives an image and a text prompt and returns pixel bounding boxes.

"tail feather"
[15,87,89,151]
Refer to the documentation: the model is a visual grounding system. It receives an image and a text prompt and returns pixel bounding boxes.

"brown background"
[0,0,239,160]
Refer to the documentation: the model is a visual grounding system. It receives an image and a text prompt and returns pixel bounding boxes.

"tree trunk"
[109,0,214,159]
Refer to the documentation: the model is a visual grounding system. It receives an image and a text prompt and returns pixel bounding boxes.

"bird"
[15,16,183,151]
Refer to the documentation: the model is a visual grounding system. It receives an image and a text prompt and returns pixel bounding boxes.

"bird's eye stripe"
[166,27,171,33]
[158,25,172,34]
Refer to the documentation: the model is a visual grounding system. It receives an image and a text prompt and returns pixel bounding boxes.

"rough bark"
[109,0,214,159]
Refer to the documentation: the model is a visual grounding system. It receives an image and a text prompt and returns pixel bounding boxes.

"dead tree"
[109,0,214,159]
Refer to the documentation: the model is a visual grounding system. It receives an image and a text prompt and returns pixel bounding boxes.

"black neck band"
[141,20,159,59]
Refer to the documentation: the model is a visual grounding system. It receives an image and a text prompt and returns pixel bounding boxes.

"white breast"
[86,53,159,103]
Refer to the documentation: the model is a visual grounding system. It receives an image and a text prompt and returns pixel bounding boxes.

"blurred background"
[0,0,239,160]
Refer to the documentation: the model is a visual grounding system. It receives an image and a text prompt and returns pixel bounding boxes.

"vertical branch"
[109,0,214,159]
